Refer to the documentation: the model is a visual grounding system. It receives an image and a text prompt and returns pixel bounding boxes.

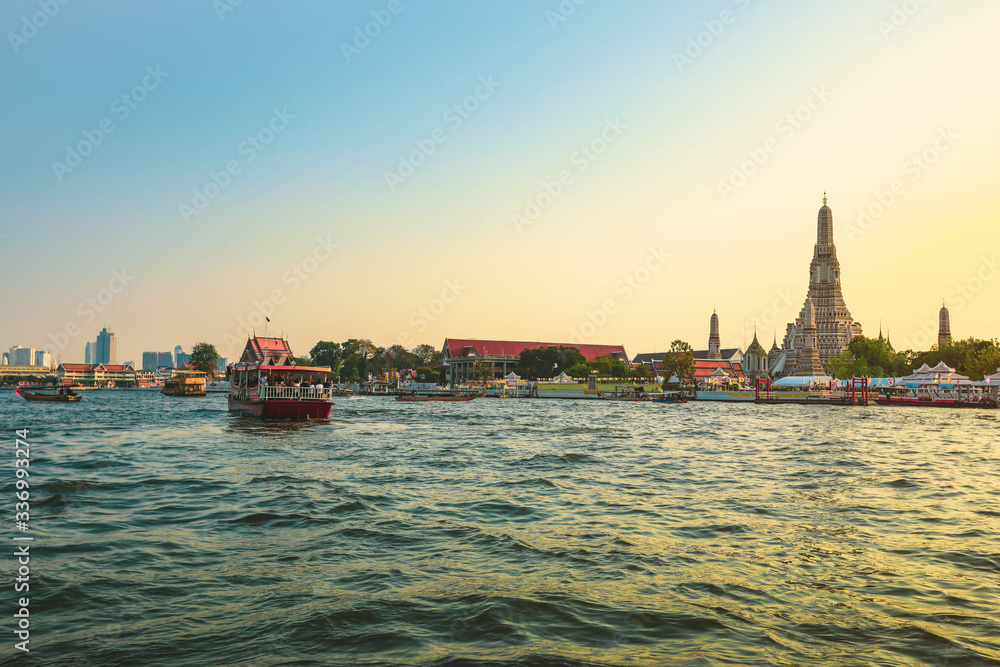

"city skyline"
[2,1,999,364]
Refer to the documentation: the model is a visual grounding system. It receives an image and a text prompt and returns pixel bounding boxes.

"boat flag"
[14,385,21,396]
[266,317,270,322]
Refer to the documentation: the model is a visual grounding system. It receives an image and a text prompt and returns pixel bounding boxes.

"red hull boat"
[228,336,336,420]
[228,393,333,418]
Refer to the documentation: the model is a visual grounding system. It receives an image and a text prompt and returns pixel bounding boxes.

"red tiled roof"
[59,363,92,371]
[443,338,629,363]
[648,358,746,381]
[241,337,293,363]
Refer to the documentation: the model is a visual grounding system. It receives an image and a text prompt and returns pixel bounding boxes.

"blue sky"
[2,0,999,363]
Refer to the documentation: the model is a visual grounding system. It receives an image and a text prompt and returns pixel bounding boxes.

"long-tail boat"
[16,386,81,402]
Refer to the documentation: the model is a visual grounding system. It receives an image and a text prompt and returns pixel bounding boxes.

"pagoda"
[782,195,862,375]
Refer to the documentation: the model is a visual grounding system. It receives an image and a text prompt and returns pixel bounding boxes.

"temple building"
[633,311,748,383]
[778,196,862,376]
[742,328,770,380]
[938,303,952,345]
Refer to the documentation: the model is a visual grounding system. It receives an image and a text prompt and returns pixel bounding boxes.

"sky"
[2,0,999,365]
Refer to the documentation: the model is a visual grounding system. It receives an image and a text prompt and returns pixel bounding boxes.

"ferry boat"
[161,370,208,397]
[597,385,651,401]
[875,362,996,409]
[227,336,335,419]
[205,380,230,393]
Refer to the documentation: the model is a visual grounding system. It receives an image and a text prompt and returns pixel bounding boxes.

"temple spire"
[708,310,721,360]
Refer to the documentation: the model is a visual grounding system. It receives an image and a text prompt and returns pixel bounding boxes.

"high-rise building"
[34,350,52,368]
[95,327,117,365]
[9,346,35,366]
[1,352,8,365]
[938,303,952,345]
[143,350,178,369]
[216,357,228,372]
[780,196,862,375]
[176,352,191,368]
[85,341,96,364]
[174,345,183,367]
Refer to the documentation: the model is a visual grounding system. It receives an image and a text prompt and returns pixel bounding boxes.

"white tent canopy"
[900,361,971,386]
[772,375,832,387]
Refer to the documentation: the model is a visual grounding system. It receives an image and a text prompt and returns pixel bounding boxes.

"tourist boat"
[161,371,208,397]
[227,336,336,419]
[16,386,81,402]
[205,380,230,393]
[874,362,997,409]
[650,391,688,404]
[396,391,484,402]
[597,385,651,401]
[875,386,996,409]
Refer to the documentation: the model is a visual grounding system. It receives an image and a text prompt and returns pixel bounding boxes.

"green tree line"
[828,336,1000,380]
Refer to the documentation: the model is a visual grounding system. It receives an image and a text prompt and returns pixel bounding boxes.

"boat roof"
[232,364,332,373]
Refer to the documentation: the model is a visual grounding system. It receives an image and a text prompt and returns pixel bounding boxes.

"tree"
[415,366,440,383]
[829,336,911,379]
[189,342,219,374]
[309,341,343,373]
[566,363,591,379]
[515,346,586,380]
[340,338,378,381]
[470,359,497,382]
[911,338,1000,381]
[661,340,695,387]
[412,343,442,367]
[630,364,651,381]
[591,355,631,378]
[385,344,417,370]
